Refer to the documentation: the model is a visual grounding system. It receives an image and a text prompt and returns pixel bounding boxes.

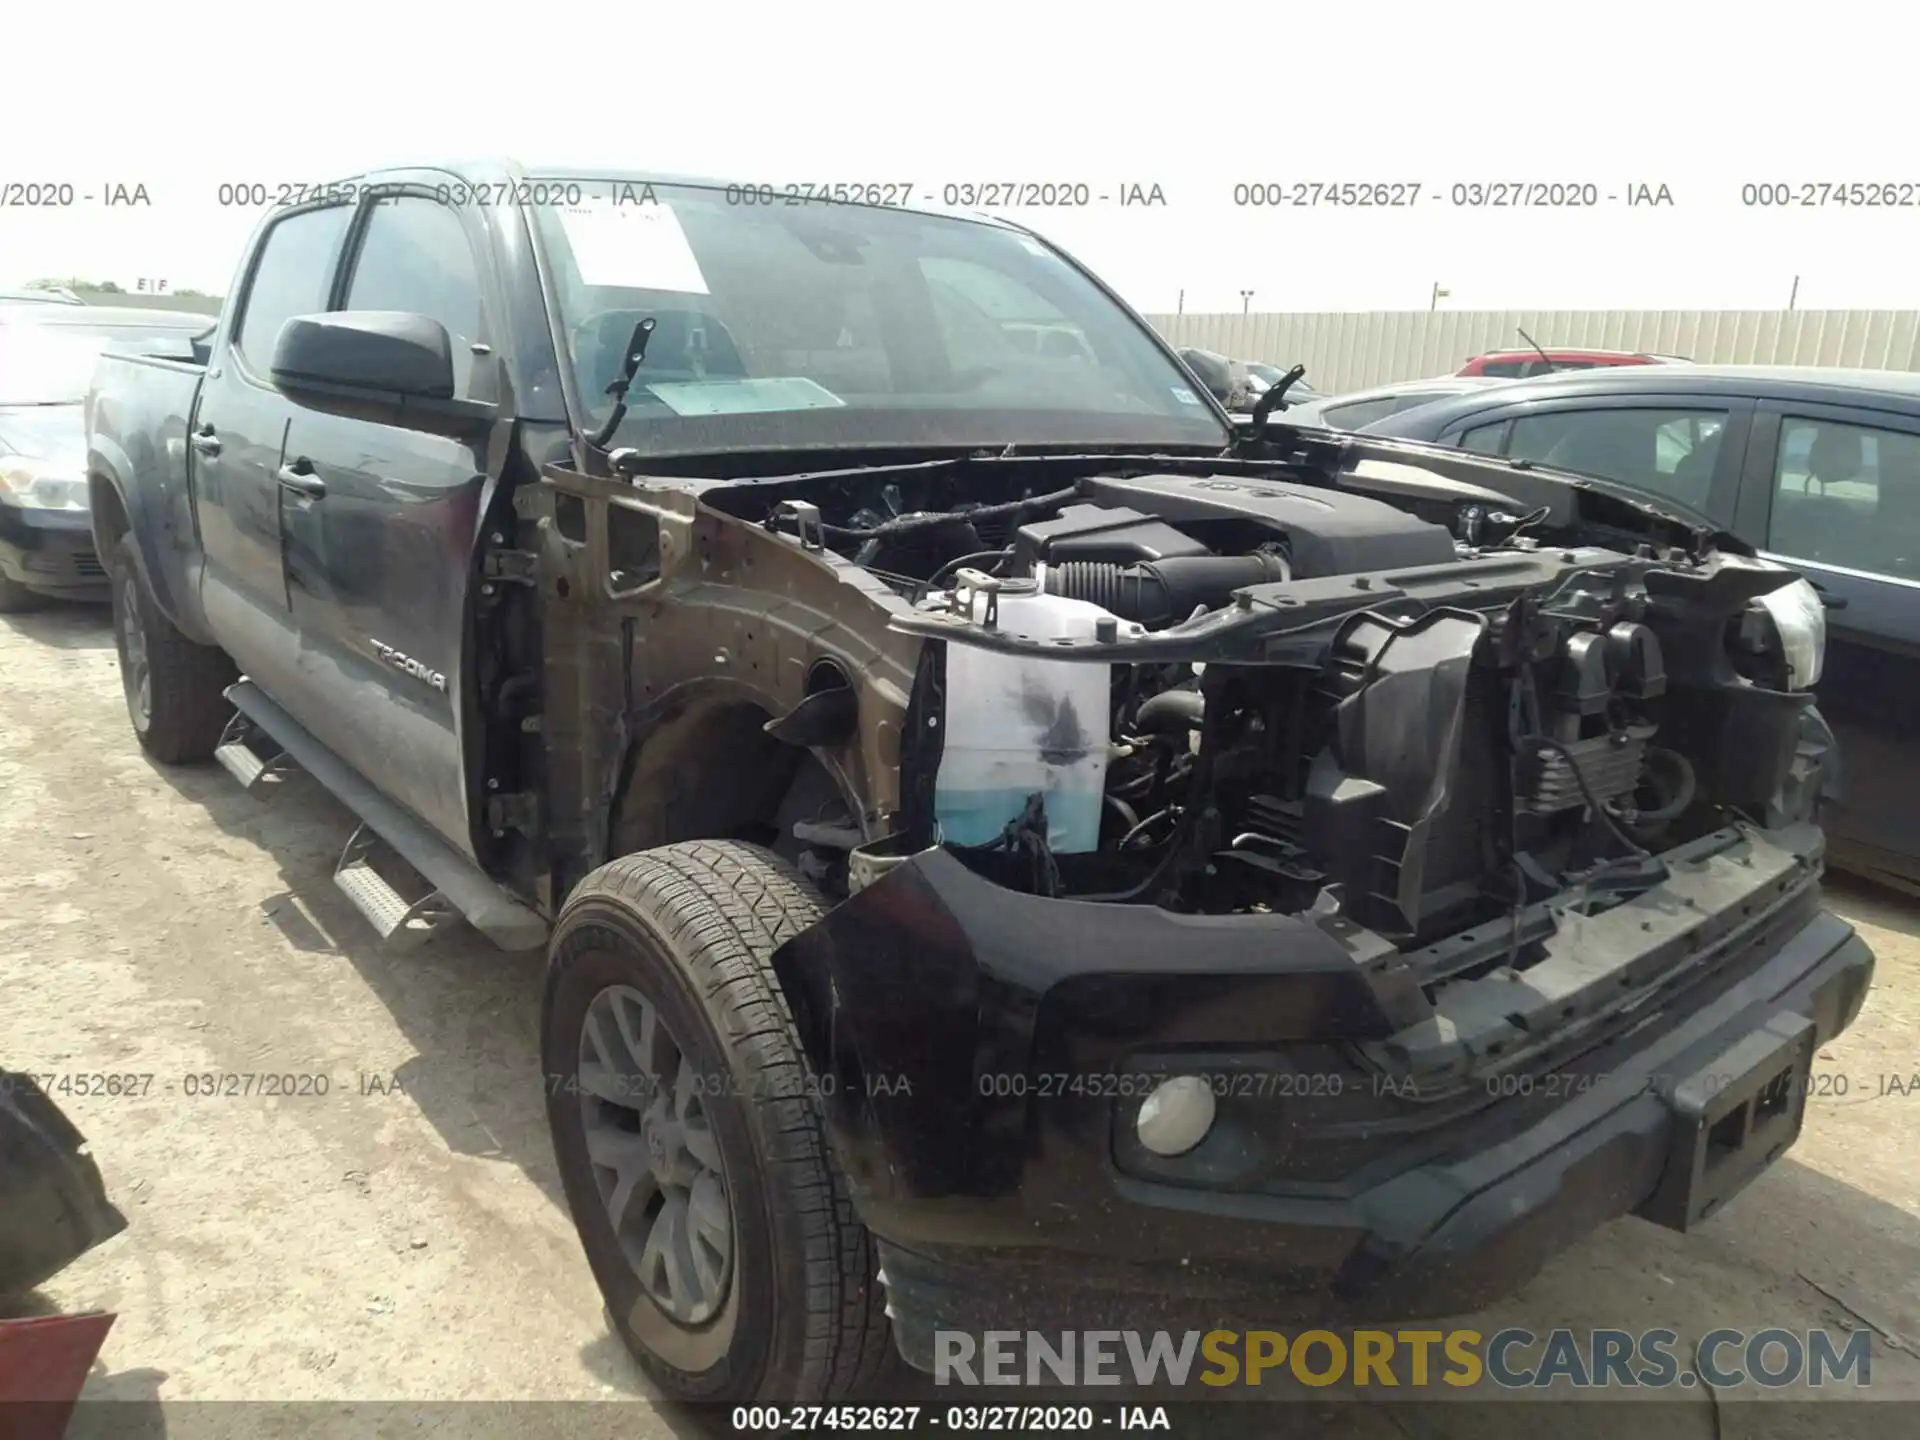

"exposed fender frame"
[599,671,877,869]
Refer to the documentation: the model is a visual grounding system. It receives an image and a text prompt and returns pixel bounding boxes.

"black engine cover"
[1080,472,1459,577]
[1014,503,1213,569]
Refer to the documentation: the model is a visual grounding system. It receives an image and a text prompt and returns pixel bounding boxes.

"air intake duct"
[1041,551,1290,628]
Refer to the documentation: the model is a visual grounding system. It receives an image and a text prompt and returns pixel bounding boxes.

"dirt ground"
[4,600,1918,1439]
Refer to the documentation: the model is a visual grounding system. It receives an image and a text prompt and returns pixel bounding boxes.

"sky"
[4,0,1918,316]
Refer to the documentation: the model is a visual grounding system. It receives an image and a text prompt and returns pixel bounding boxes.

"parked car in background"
[1363,364,1920,893]
[1277,374,1512,430]
[1244,359,1319,399]
[0,286,84,308]
[1175,350,1318,412]
[0,310,213,610]
[1458,347,1692,378]
[1175,346,1247,406]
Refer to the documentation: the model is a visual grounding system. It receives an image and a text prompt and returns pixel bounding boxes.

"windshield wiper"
[587,316,657,451]
[1247,363,1309,429]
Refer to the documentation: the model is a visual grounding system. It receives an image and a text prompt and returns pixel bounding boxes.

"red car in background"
[1458,347,1692,378]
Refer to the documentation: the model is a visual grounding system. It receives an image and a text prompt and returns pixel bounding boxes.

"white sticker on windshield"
[555,199,710,295]
[646,377,846,416]
[1171,386,1200,404]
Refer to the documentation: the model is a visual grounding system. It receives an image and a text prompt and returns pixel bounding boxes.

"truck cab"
[88,174,572,885]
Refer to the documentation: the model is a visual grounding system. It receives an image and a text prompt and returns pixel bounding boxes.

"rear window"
[1474,357,1616,378]
[234,204,354,371]
[1319,393,1451,430]
[1459,420,1511,454]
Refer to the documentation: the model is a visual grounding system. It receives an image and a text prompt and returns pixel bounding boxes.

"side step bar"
[214,712,298,796]
[334,824,461,953]
[222,680,550,952]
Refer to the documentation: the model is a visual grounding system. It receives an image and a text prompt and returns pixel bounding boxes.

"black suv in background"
[1362,365,1920,892]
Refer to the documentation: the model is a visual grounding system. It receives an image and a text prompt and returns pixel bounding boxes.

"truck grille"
[73,550,106,578]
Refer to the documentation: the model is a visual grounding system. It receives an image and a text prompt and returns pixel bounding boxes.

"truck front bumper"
[0,502,107,601]
[773,826,1872,1372]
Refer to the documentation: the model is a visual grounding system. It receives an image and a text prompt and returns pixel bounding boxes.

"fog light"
[1135,1075,1216,1157]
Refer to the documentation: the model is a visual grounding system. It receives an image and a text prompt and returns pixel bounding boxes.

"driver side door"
[280,188,504,860]
[1733,399,1920,888]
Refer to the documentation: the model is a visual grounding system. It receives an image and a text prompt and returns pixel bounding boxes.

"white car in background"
[0,308,214,610]
[0,286,84,308]
[1243,360,1319,400]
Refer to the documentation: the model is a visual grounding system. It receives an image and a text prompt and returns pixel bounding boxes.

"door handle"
[276,462,326,499]
[1809,579,1850,611]
[190,426,221,458]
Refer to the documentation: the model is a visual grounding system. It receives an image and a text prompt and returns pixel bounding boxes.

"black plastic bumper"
[0,502,106,600]
[0,1073,127,1296]
[774,836,1873,1372]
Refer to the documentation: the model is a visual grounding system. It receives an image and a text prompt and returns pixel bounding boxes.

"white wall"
[1144,310,1920,393]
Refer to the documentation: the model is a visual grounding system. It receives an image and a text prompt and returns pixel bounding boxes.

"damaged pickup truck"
[85,162,1872,1404]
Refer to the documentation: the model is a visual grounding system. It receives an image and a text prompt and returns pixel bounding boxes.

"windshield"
[528,182,1227,456]
[0,323,204,404]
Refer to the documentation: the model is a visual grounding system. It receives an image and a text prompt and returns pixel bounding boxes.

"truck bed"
[85,350,210,632]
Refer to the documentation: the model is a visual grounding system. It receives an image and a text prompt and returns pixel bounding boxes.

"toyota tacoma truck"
[86,162,1871,1404]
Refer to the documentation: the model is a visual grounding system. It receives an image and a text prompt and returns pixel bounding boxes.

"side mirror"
[270,312,495,438]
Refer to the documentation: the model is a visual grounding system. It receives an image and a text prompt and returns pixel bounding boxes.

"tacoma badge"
[369,639,448,693]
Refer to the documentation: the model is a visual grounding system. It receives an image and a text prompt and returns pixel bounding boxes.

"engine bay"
[718,452,1822,953]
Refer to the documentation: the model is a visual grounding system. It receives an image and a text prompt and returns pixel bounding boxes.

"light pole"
[1430,281,1451,312]
[1240,289,1254,315]
[1788,275,1800,311]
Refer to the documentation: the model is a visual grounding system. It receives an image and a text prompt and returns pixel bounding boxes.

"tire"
[0,570,49,614]
[543,840,895,1404]
[107,533,237,763]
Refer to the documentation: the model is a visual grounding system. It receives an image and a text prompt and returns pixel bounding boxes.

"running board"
[213,712,298,796]
[222,680,550,952]
[334,825,460,952]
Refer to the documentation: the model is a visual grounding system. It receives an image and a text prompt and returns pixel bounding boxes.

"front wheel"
[542,840,895,1403]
